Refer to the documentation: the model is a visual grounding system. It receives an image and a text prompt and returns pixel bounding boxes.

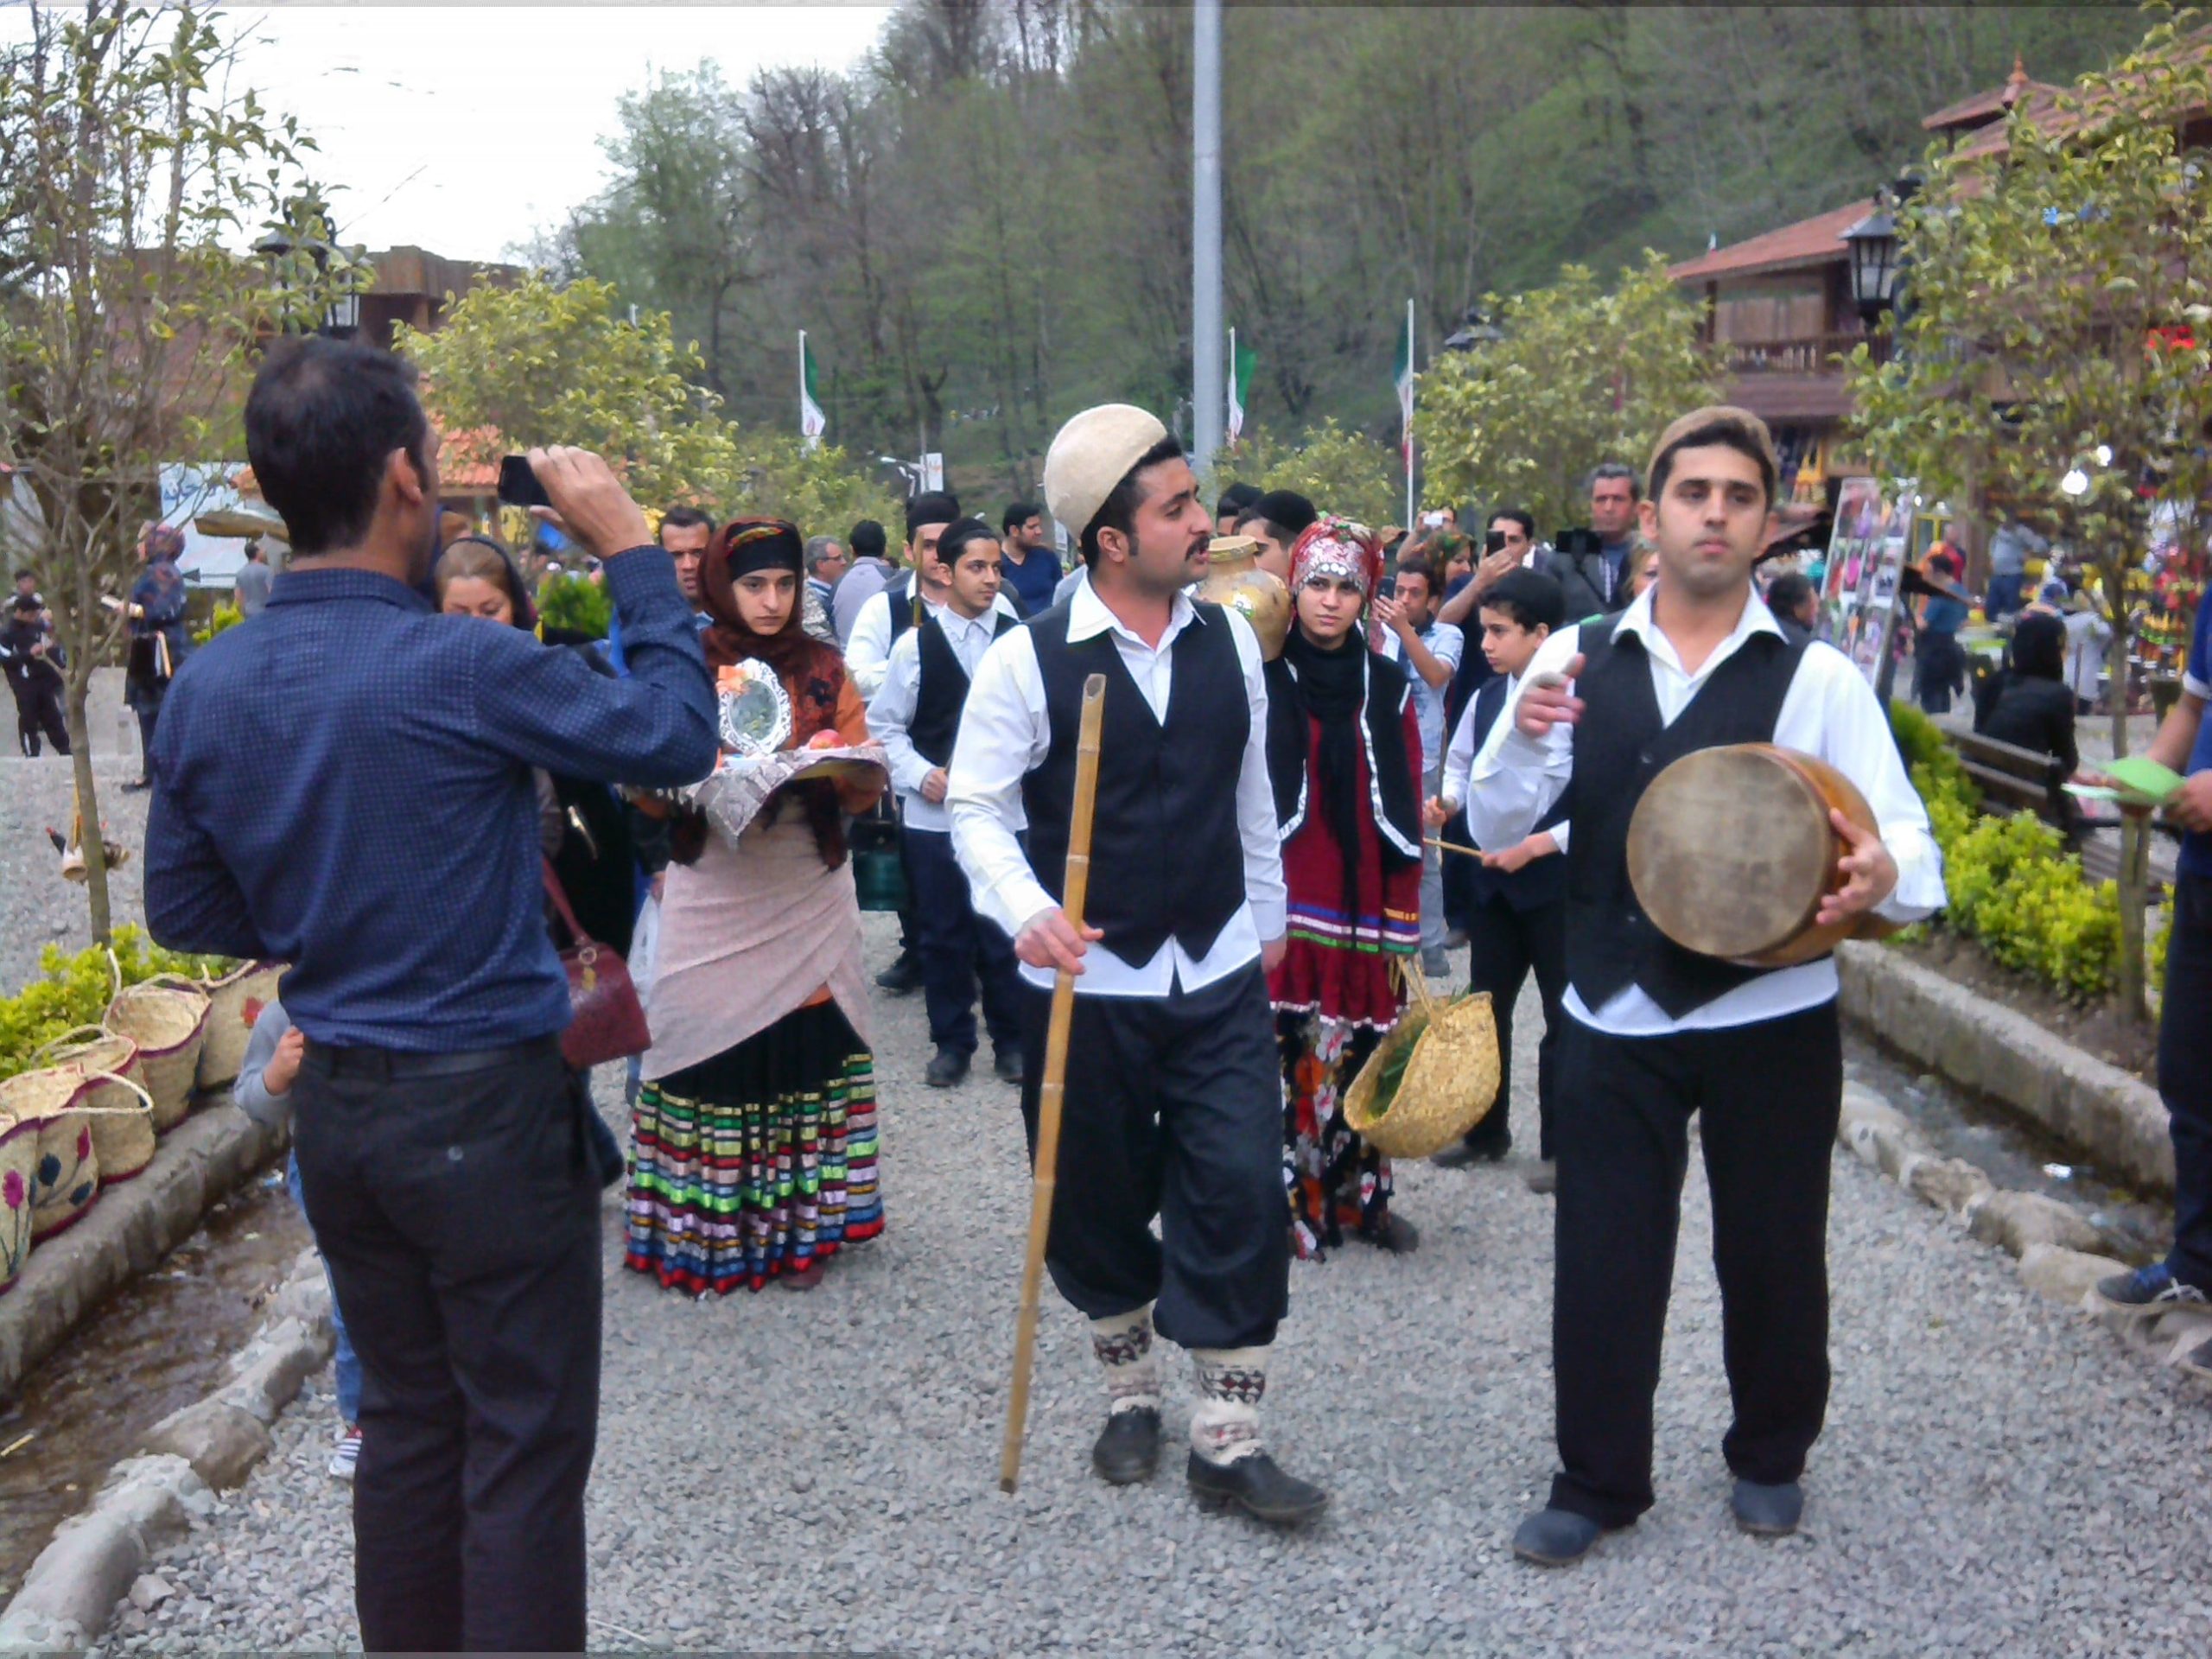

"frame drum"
[1625,743,1882,968]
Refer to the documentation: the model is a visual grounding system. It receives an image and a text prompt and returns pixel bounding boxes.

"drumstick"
[1423,835,1488,860]
[1000,672,1108,1494]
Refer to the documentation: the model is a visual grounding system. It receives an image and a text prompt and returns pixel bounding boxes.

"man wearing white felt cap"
[945,404,1325,1525]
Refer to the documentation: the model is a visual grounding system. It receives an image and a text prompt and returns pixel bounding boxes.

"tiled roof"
[1669,199,1875,283]
[1923,57,2062,131]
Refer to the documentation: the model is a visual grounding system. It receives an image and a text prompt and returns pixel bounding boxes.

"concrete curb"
[0,1248,331,1654]
[0,1104,289,1396]
[1835,941,2176,1194]
[1837,1082,2210,1394]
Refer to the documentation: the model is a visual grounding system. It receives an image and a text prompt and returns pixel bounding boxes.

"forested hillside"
[534,2,2141,502]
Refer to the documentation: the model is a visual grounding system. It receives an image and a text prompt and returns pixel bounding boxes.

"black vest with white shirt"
[1021,597,1247,967]
[910,608,1019,767]
[1465,674,1572,914]
[1564,620,1808,1019]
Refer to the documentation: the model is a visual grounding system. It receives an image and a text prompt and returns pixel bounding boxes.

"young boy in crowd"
[1424,569,1571,1190]
[234,998,363,1480]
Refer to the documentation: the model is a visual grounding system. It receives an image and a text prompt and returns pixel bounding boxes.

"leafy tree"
[702,430,899,541]
[1847,9,2212,1023]
[0,1,326,944]
[1217,419,1403,531]
[536,573,612,640]
[1414,253,1721,536]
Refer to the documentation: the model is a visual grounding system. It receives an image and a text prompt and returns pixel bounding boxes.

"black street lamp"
[1443,306,1504,353]
[1843,170,1923,328]
[255,197,362,340]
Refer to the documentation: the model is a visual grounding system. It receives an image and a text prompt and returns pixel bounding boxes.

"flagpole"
[798,330,811,451]
[1226,325,1236,443]
[1403,297,1416,527]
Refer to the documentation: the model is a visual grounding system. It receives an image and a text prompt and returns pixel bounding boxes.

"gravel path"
[93,917,2212,1657]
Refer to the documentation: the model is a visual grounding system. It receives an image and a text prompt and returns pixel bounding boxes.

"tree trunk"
[64,664,112,946]
[2117,811,2149,1026]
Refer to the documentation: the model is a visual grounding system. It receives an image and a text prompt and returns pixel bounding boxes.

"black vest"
[1465,675,1572,914]
[1021,599,1248,965]
[1565,621,1807,1019]
[885,570,922,646]
[909,608,1018,766]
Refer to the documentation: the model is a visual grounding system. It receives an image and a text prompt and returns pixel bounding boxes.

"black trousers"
[1550,1001,1841,1528]
[906,825,1022,1057]
[1018,964,1288,1351]
[1460,894,1567,1158]
[2160,874,2212,1289]
[291,1041,602,1653]
[10,676,67,756]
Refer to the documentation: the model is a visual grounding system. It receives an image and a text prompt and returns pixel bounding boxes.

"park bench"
[1939,726,2128,887]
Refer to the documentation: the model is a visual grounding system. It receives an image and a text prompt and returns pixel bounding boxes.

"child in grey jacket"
[234,998,363,1480]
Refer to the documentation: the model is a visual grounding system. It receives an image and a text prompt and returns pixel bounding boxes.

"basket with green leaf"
[1343,958,1500,1160]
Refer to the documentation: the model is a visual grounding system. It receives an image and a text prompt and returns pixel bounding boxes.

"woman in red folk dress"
[1263,517,1427,1261]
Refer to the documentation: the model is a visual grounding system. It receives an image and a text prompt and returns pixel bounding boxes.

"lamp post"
[254,196,362,340]
[1442,306,1503,353]
[1842,169,1922,331]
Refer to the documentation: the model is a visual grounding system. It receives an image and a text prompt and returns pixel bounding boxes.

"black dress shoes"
[1185,1451,1329,1525]
[1431,1128,1510,1168]
[1511,1506,1608,1566]
[1731,1478,1804,1536]
[1091,1408,1161,1484]
[924,1046,969,1088]
[874,951,925,995]
[993,1046,1025,1085]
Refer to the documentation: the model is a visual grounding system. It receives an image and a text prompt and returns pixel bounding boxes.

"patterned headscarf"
[1288,516,1383,599]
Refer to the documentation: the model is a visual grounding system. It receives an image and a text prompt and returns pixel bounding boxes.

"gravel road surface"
[62,916,2212,1657]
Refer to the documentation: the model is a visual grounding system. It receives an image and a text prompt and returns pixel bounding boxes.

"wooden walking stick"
[1000,671,1108,1494]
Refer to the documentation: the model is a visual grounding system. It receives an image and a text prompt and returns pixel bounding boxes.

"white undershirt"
[868,601,1013,833]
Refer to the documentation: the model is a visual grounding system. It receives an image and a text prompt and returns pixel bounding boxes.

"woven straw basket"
[0,1068,102,1241]
[1343,962,1502,1161]
[0,1113,39,1294]
[105,972,209,1133]
[195,962,284,1090]
[35,1027,156,1184]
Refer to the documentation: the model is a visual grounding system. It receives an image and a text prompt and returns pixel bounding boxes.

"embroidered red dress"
[1268,695,1423,1258]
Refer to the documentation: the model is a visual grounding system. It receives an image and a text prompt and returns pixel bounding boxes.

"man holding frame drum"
[947,404,1326,1526]
[1465,407,1945,1566]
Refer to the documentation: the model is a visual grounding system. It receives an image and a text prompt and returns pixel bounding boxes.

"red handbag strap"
[541,857,592,946]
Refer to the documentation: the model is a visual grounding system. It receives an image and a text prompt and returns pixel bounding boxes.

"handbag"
[543,858,651,1070]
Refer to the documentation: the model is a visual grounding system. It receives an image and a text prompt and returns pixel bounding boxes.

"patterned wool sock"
[1090,1303,1162,1416]
[1190,1346,1268,1465]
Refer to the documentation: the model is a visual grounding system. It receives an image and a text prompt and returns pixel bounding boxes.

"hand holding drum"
[1627,745,1898,968]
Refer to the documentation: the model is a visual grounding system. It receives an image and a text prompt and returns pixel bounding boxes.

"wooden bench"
[1940,727,2127,887]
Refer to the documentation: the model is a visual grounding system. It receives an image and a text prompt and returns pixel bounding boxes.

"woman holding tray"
[627,518,888,1294]
[1263,517,1426,1261]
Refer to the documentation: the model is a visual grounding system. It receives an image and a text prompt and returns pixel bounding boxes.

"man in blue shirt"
[2094,600,2212,1382]
[996,499,1062,615]
[145,337,716,1652]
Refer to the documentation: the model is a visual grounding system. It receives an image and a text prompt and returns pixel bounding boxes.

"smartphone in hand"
[497,454,552,509]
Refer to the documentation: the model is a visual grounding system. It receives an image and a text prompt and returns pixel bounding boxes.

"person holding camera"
[1537,462,1642,620]
[144,336,718,1653]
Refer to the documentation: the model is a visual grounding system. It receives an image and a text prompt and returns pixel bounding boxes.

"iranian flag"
[1226,328,1255,444]
[799,331,827,449]
[1394,300,1416,463]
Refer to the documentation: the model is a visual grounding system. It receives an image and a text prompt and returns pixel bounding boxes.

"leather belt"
[302,1034,562,1082]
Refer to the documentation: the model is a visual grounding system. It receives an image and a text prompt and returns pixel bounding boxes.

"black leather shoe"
[874,952,925,995]
[1090,1408,1160,1484]
[1511,1506,1606,1567]
[1356,1212,1421,1255]
[119,777,152,793]
[1185,1451,1328,1525]
[924,1046,969,1089]
[993,1046,1024,1085]
[1731,1478,1804,1536]
[1431,1131,1510,1169]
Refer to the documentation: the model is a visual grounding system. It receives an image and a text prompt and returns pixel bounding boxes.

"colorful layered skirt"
[624,1000,883,1294]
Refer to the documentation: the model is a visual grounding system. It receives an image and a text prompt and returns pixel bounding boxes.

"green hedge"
[1889,702,2122,1001]
[537,575,612,639]
[0,926,231,1081]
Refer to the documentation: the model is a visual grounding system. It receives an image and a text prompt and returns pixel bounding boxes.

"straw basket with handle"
[0,1113,40,1293]
[34,1027,156,1183]
[0,1068,101,1240]
[194,961,284,1090]
[105,967,210,1133]
[1342,960,1502,1160]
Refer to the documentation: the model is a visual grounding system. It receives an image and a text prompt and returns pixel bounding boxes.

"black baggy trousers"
[292,1039,602,1653]
[1549,1000,1842,1528]
[1018,963,1288,1351]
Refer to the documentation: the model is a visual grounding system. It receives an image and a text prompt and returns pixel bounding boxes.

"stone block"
[1904,1155,1995,1218]
[2015,1243,2127,1308]
[1965,1189,2108,1258]
[220,1319,332,1424]
[140,1398,272,1489]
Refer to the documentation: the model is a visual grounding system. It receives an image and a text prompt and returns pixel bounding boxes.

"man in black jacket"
[1538,462,1640,620]
[2,592,69,756]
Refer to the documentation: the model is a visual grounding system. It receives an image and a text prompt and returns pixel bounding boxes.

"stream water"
[0,1165,308,1603]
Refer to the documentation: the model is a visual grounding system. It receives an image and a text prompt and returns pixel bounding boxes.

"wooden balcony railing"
[1720,331,1889,375]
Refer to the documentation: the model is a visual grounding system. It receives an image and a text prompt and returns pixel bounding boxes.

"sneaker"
[2094,1262,2211,1319]
[327,1426,361,1481]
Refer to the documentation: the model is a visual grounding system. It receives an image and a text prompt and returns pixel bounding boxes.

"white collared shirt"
[947,579,1287,997]
[1440,672,1569,855]
[868,600,1018,833]
[1465,583,1944,1035]
[846,577,1018,700]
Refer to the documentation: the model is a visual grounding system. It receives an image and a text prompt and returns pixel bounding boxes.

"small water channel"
[1844,1028,2173,1266]
[0,1164,309,1603]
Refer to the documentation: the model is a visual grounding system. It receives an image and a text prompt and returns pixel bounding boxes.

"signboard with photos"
[1819,475,1919,687]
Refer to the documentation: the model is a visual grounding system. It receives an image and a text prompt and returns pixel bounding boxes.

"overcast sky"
[7,3,896,262]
